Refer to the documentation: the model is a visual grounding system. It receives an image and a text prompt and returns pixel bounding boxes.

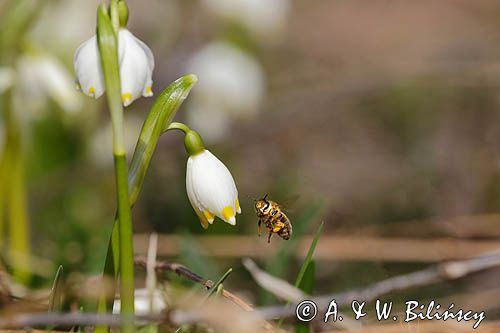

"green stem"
[0,90,31,284]
[0,149,6,248]
[165,122,190,134]
[8,143,30,283]
[96,4,134,332]
[114,154,135,316]
[96,75,197,330]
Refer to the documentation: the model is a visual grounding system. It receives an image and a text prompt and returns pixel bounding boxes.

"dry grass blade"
[243,258,307,302]
[48,265,64,313]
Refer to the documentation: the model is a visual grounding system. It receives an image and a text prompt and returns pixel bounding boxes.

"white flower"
[186,150,241,228]
[186,41,265,143]
[202,0,290,43]
[15,54,82,117]
[113,288,166,316]
[73,28,154,106]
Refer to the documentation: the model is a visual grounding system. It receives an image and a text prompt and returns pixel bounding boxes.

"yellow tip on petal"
[122,93,133,106]
[222,206,236,225]
[144,86,153,97]
[203,210,215,223]
[235,199,241,214]
[199,217,209,229]
[88,86,95,97]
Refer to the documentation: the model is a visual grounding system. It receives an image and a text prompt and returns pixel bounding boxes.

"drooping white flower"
[73,35,105,99]
[202,0,290,43]
[186,41,265,143]
[118,28,154,105]
[186,150,241,229]
[73,28,154,106]
[16,54,82,117]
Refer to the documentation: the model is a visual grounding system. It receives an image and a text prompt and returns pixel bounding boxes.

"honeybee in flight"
[255,194,292,243]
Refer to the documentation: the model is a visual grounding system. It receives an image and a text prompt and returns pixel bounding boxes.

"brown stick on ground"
[134,257,254,312]
[134,257,278,331]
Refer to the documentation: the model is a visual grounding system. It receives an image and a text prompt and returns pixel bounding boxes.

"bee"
[255,194,292,243]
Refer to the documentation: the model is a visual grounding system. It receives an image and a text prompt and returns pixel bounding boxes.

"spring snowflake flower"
[73,28,154,106]
[186,149,241,229]
[186,41,264,143]
[17,54,82,115]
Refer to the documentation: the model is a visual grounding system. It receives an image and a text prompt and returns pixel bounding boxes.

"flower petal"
[186,156,209,229]
[188,150,239,225]
[222,206,236,225]
[118,29,154,106]
[203,210,215,224]
[235,199,241,214]
[73,35,104,99]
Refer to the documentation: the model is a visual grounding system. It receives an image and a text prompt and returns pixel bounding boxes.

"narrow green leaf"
[215,284,224,297]
[295,261,315,333]
[294,222,323,288]
[48,265,64,312]
[46,265,64,331]
[208,268,232,297]
[97,75,197,322]
[128,74,198,206]
[278,222,323,328]
[260,202,322,305]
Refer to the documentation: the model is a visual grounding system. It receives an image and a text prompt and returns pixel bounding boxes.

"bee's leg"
[267,232,272,243]
[258,220,262,236]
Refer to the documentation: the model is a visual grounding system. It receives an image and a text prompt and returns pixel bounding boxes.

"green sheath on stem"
[96,3,134,332]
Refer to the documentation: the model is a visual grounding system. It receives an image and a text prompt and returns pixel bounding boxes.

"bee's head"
[254,194,270,215]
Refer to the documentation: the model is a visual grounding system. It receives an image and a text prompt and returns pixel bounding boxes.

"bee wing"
[278,194,300,213]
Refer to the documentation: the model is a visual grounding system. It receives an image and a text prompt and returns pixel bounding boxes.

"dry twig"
[1,252,498,330]
[253,251,500,320]
[134,256,254,312]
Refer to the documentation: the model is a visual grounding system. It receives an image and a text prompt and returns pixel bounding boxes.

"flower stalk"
[96,75,198,329]
[96,2,134,331]
[0,0,42,284]
[0,90,31,284]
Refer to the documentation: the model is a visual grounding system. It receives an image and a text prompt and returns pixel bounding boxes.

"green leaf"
[207,268,232,297]
[295,261,315,333]
[128,74,198,206]
[48,265,64,312]
[215,284,224,297]
[260,202,322,305]
[46,265,64,331]
[294,222,323,288]
[278,222,323,328]
[96,75,197,323]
